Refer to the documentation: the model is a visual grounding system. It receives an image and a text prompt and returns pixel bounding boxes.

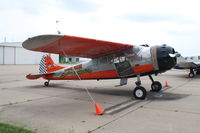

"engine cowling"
[156,45,177,72]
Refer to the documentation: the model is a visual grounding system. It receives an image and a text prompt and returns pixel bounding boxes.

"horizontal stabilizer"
[26,73,52,80]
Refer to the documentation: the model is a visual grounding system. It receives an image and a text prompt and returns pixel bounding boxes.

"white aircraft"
[175,56,200,78]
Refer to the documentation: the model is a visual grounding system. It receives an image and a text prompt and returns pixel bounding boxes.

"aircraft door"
[114,56,133,76]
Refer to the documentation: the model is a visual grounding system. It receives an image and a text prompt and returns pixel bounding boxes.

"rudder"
[39,55,64,74]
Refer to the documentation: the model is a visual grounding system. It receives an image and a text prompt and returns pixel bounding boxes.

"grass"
[0,123,36,133]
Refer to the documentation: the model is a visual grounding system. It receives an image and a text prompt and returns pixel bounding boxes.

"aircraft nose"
[155,44,177,72]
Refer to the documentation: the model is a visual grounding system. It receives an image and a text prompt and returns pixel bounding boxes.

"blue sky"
[0,0,200,56]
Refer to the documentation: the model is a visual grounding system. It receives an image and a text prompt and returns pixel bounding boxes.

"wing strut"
[72,65,104,115]
[72,67,95,103]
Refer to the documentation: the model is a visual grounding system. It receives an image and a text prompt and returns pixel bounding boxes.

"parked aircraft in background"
[175,56,200,78]
[22,34,179,99]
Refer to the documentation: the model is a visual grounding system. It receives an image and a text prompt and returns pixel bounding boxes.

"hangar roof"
[0,42,22,47]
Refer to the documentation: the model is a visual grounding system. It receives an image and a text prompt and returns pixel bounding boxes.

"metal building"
[0,42,59,64]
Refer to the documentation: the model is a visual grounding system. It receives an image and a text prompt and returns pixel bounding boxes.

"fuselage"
[43,45,176,80]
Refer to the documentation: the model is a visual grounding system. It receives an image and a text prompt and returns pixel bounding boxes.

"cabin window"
[114,57,120,63]
[198,56,200,60]
[184,57,188,60]
[99,57,107,64]
[107,56,113,64]
[190,57,194,60]
[119,56,126,62]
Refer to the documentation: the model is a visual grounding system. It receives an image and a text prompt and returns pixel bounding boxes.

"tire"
[44,81,49,87]
[151,81,162,92]
[188,73,195,78]
[133,86,147,100]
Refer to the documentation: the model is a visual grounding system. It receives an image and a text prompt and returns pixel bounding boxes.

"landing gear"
[151,81,162,92]
[133,75,147,100]
[188,72,195,78]
[149,75,162,92]
[188,68,195,78]
[44,80,50,87]
[133,86,146,99]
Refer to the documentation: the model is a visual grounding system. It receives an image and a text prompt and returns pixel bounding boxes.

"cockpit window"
[132,46,142,54]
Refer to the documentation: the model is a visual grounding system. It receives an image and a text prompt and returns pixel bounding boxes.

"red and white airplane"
[22,34,178,99]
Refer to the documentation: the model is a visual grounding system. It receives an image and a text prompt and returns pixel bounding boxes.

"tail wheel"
[44,81,49,87]
[151,81,162,92]
[133,86,147,100]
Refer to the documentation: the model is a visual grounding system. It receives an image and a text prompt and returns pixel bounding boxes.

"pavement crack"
[90,101,152,132]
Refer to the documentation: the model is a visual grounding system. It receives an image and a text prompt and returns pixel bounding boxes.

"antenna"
[56,21,61,34]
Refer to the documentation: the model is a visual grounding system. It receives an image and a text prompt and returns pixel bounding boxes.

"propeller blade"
[169,53,181,58]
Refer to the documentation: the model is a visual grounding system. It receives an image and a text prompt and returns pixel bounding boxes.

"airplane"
[22,34,179,100]
[175,56,200,78]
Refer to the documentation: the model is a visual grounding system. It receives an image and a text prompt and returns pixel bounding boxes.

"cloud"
[58,0,99,13]
[0,0,200,56]
[0,0,49,15]
[168,29,200,36]
[121,13,193,24]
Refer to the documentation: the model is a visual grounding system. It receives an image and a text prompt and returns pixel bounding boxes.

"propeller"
[169,52,181,58]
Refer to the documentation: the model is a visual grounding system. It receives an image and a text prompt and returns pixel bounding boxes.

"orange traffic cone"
[165,81,169,87]
[94,103,104,115]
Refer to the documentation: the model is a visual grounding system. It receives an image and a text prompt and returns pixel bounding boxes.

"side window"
[113,56,127,63]
[198,56,200,60]
[99,57,107,64]
[114,57,120,63]
[190,57,194,60]
[93,59,98,66]
[107,56,113,64]
[119,56,126,62]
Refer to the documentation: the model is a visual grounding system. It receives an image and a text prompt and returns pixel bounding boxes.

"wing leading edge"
[22,35,133,58]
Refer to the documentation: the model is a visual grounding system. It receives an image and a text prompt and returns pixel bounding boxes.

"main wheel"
[188,72,195,78]
[133,86,147,100]
[44,81,49,87]
[151,81,162,92]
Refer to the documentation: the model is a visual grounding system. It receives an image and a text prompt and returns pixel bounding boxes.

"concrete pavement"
[0,65,200,133]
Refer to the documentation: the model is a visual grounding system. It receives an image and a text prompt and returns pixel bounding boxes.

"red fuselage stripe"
[43,64,153,80]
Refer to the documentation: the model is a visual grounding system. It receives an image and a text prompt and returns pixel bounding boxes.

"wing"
[178,62,199,68]
[22,35,133,58]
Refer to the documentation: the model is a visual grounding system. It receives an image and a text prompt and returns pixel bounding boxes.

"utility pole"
[4,37,6,43]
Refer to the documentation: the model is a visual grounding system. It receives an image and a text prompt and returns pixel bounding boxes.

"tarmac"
[0,65,200,133]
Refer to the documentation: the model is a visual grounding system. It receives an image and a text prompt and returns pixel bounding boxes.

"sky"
[0,0,200,56]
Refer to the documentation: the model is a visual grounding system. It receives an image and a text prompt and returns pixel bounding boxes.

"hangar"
[0,42,59,64]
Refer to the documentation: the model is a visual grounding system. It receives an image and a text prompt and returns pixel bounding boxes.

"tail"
[39,55,64,74]
[26,55,64,80]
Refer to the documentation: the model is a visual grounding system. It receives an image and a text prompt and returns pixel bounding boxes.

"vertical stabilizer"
[39,55,64,74]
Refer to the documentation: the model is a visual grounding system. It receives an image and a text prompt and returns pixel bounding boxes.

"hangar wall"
[0,42,59,65]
